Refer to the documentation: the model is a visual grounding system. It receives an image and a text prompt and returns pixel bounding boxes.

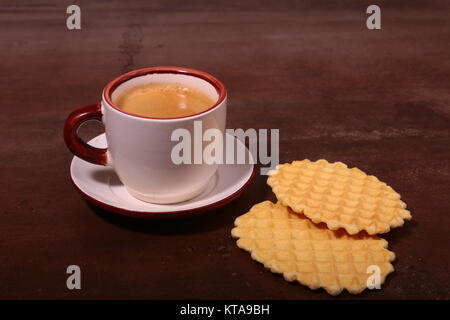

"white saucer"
[70,133,255,218]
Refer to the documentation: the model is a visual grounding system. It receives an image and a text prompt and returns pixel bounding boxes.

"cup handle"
[64,103,108,166]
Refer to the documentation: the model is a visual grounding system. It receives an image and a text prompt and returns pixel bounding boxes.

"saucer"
[70,133,256,218]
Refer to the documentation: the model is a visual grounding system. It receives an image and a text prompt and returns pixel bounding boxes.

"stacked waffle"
[231,159,411,295]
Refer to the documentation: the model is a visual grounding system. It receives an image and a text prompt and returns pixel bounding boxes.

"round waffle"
[267,159,411,235]
[231,201,395,295]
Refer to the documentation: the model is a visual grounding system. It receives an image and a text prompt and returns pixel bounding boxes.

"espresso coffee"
[114,83,216,118]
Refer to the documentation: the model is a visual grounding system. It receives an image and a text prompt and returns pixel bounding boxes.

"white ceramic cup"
[64,66,227,204]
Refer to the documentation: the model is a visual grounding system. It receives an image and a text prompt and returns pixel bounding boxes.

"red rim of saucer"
[70,164,256,219]
[103,66,227,120]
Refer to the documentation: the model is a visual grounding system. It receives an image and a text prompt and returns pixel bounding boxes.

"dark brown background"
[1,0,449,299]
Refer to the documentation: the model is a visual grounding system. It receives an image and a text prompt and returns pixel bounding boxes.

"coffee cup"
[64,66,227,204]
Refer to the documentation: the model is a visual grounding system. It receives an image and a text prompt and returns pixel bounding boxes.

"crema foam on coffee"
[114,83,216,118]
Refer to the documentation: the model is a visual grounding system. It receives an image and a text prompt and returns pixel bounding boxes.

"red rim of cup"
[102,66,227,120]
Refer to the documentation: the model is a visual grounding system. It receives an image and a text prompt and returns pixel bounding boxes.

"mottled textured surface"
[0,0,449,299]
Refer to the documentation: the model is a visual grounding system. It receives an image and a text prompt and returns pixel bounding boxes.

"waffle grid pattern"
[267,159,411,234]
[231,201,395,295]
